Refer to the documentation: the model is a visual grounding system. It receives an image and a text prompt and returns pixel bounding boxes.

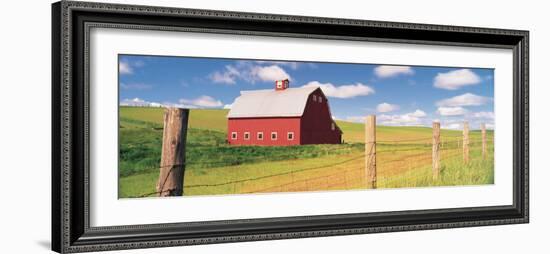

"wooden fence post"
[157,107,189,197]
[463,121,469,164]
[432,122,441,180]
[481,123,487,160]
[365,115,376,189]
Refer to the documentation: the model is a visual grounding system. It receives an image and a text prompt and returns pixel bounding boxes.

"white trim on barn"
[287,132,294,140]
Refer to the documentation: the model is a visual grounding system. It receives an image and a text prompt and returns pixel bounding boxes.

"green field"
[119,107,494,198]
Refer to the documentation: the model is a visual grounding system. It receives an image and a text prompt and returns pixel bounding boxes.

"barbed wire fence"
[129,113,492,198]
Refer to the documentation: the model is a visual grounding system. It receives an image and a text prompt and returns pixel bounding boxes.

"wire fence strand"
[129,136,493,198]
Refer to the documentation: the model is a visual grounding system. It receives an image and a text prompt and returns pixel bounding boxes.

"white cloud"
[437,106,468,116]
[437,111,495,130]
[168,103,198,109]
[208,63,292,85]
[209,72,236,84]
[223,103,233,109]
[344,116,365,123]
[119,61,132,75]
[179,95,223,108]
[255,61,302,70]
[254,61,318,70]
[441,123,462,130]
[440,120,489,131]
[120,98,163,107]
[120,83,152,90]
[209,65,240,84]
[374,65,414,78]
[436,93,491,107]
[302,81,374,99]
[250,65,291,82]
[465,111,495,130]
[133,60,145,68]
[410,109,427,117]
[119,60,145,75]
[471,111,495,120]
[376,103,400,113]
[378,109,427,126]
[434,69,481,90]
[120,97,145,105]
[120,96,226,109]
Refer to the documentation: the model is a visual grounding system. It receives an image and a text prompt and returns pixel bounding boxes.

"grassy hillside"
[119,107,363,177]
[335,120,486,143]
[118,107,493,198]
[120,107,229,132]
[120,106,483,144]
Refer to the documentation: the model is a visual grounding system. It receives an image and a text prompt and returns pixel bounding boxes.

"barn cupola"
[275,79,290,91]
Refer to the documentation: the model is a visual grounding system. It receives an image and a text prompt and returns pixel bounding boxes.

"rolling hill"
[118,107,493,198]
[120,106,483,143]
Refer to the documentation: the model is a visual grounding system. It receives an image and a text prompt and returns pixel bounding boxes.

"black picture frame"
[51,1,529,253]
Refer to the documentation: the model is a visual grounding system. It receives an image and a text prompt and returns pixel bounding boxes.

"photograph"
[47,1,531,252]
[118,55,495,198]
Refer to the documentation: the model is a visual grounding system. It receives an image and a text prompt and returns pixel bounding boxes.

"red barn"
[227,79,342,146]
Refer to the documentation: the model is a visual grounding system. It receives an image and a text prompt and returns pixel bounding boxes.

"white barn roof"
[227,86,319,118]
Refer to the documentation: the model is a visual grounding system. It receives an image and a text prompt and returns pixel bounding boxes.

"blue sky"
[119,54,494,130]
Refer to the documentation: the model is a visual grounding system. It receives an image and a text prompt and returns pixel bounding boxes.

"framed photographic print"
[52,1,529,253]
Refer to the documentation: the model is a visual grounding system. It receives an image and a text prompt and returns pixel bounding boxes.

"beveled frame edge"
[52,1,529,253]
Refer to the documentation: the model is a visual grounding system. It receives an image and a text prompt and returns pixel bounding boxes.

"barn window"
[244,132,250,140]
[287,132,294,140]
[271,132,278,140]
[231,132,237,140]
[319,97,323,103]
[312,95,317,101]
[257,132,264,140]
[331,122,335,131]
